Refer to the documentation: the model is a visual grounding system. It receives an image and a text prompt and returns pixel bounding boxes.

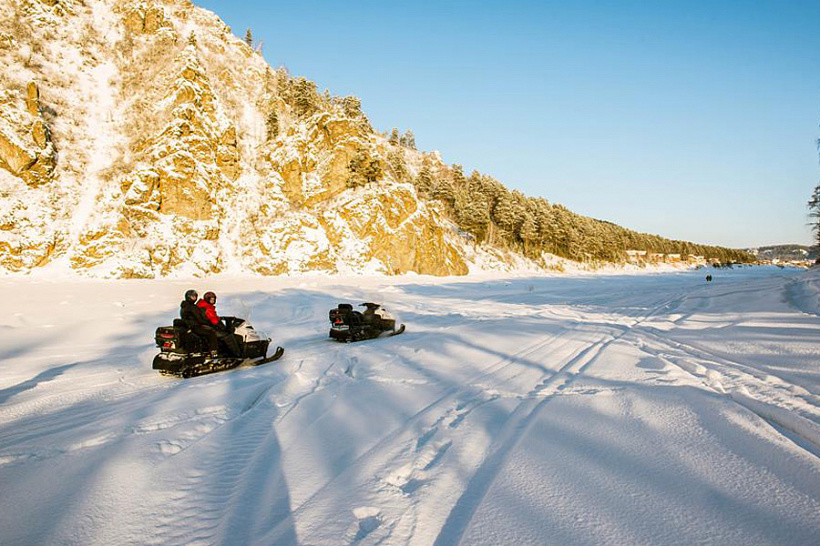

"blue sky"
[198,0,820,248]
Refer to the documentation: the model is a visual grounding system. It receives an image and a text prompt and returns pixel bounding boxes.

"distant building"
[625,250,647,263]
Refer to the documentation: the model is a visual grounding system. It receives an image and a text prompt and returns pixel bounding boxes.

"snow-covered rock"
[0,0,478,278]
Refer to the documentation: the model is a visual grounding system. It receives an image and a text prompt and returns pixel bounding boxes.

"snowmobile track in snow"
[431,292,688,545]
[433,328,661,543]
[631,328,820,460]
[261,329,583,542]
[141,383,291,544]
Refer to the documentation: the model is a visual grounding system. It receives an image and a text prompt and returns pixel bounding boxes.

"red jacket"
[197,299,220,326]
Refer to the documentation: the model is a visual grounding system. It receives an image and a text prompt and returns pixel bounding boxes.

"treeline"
[387,152,751,264]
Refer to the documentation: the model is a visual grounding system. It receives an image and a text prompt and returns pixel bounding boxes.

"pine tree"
[432,177,456,207]
[457,192,490,240]
[809,184,820,246]
[530,198,552,244]
[347,152,367,189]
[364,157,383,185]
[403,130,416,149]
[341,96,362,118]
[245,28,253,47]
[415,162,434,196]
[387,150,408,182]
[492,191,516,233]
[276,67,289,98]
[519,212,537,252]
[292,77,318,117]
[549,205,572,257]
[389,128,400,146]
[810,136,820,248]
[451,164,466,189]
[266,109,279,140]
[347,150,383,189]
[510,191,527,235]
[264,67,275,96]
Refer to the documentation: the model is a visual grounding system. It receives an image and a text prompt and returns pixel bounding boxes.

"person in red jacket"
[197,292,241,357]
[197,291,221,327]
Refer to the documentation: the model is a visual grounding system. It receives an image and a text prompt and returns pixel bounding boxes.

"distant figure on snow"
[706,275,712,282]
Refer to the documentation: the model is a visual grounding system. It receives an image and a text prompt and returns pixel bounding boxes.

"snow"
[68,57,124,239]
[1,266,819,544]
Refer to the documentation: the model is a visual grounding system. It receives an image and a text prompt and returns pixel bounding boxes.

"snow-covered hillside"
[1,266,819,544]
[0,0,473,278]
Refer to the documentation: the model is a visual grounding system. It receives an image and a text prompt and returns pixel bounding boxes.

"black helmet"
[185,289,198,302]
[203,291,216,304]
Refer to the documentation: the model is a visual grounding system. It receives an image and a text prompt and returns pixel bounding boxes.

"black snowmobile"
[329,302,405,342]
[153,316,284,378]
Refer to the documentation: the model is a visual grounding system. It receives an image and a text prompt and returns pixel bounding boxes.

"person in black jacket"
[180,289,219,357]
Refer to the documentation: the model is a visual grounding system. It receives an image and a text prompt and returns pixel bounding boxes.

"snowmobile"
[329,302,405,342]
[153,316,284,378]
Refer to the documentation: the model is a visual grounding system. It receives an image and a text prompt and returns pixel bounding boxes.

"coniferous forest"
[382,139,752,265]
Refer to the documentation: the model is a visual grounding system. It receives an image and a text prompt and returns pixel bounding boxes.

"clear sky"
[198,0,820,248]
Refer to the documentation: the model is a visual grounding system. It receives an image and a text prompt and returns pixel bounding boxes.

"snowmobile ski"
[252,346,285,365]
[389,324,406,336]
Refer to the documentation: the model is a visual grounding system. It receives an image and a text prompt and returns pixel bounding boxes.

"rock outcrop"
[0,0,478,277]
[0,81,54,187]
[123,3,171,35]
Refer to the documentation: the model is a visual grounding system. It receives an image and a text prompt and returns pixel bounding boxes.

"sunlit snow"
[1,266,819,544]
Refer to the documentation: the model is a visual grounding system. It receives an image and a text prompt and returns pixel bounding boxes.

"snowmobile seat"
[185,330,209,352]
[349,311,364,326]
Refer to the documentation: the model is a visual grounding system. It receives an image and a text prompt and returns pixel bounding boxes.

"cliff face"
[0,0,469,277]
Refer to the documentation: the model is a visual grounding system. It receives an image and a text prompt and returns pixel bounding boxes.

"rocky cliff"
[0,0,470,277]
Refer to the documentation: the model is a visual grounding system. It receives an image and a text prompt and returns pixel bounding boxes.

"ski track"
[632,329,820,460]
[1,267,819,544]
[123,380,293,545]
[430,289,685,545]
[263,330,579,539]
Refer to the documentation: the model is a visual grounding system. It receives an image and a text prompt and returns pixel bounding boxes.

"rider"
[196,291,241,357]
[180,289,218,357]
[197,291,221,327]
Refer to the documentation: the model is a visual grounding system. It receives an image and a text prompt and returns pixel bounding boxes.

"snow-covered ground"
[1,266,819,545]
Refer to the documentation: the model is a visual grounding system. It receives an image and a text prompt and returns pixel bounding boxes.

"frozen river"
[1,266,819,544]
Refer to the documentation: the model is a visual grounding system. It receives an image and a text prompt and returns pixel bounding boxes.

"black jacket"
[180,300,211,329]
